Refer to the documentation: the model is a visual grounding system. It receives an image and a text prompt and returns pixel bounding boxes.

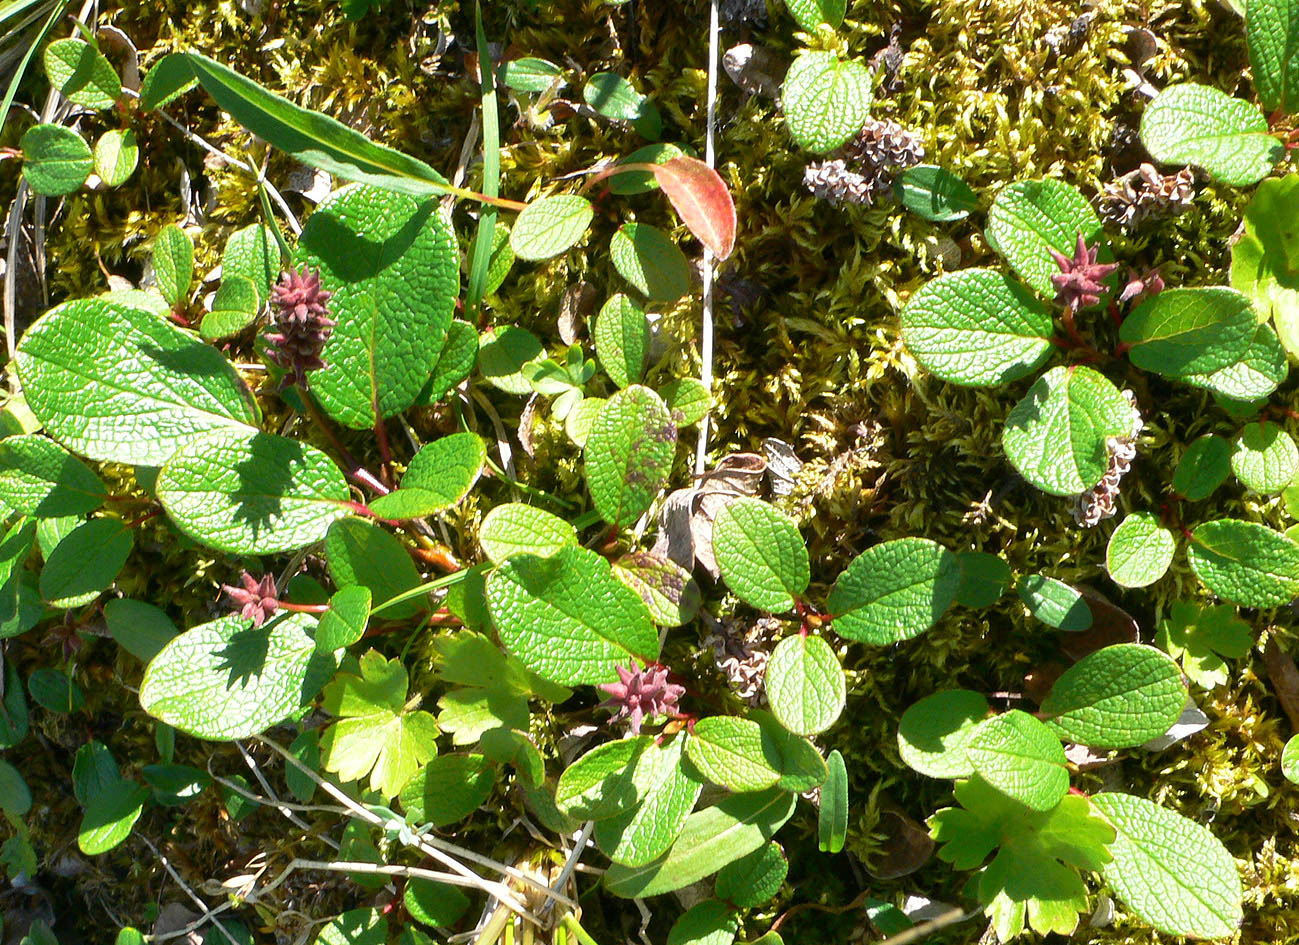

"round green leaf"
[157,429,350,554]
[79,780,147,855]
[827,537,961,644]
[685,717,782,792]
[1040,644,1186,748]
[1232,420,1299,493]
[43,39,121,108]
[479,503,577,564]
[296,183,458,429]
[612,551,702,627]
[19,124,92,196]
[985,179,1108,298]
[1231,174,1299,337]
[223,224,280,302]
[498,57,564,94]
[585,385,677,527]
[39,517,133,607]
[610,223,691,302]
[152,224,194,308]
[1248,0,1299,113]
[1002,365,1134,496]
[660,378,712,426]
[16,297,259,465]
[765,634,844,736]
[1120,287,1257,377]
[965,710,1069,811]
[893,164,978,221]
[368,433,485,519]
[1139,83,1282,186]
[316,910,388,945]
[404,879,471,928]
[1187,518,1299,607]
[140,612,335,740]
[955,551,1011,608]
[712,498,809,612]
[326,517,425,618]
[28,667,85,713]
[584,73,659,138]
[0,435,105,517]
[93,129,138,187]
[487,545,658,685]
[667,901,738,945]
[1173,435,1232,501]
[897,689,988,778]
[1091,792,1243,938]
[201,275,262,341]
[1283,734,1299,783]
[315,586,372,651]
[555,736,651,821]
[138,52,198,110]
[604,788,796,899]
[608,143,686,195]
[752,711,828,791]
[1106,513,1176,589]
[478,326,544,395]
[781,50,872,154]
[716,842,788,907]
[1017,574,1092,630]
[595,294,650,388]
[509,194,593,261]
[0,759,31,818]
[900,269,1055,388]
[399,753,496,826]
[104,599,179,663]
[593,734,704,867]
[786,0,846,30]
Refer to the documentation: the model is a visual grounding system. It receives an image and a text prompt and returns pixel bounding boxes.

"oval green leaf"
[1283,733,1299,783]
[326,517,425,619]
[0,435,105,517]
[985,179,1109,298]
[152,224,194,308]
[93,129,138,187]
[43,38,121,109]
[781,50,872,154]
[223,224,281,302]
[1174,435,1232,501]
[712,497,809,612]
[827,537,961,644]
[595,294,650,388]
[818,751,847,854]
[893,164,978,221]
[19,124,92,196]
[585,385,677,527]
[593,734,704,866]
[765,634,844,736]
[955,551,1012,608]
[1120,287,1257,377]
[716,841,789,907]
[398,753,496,826]
[610,223,691,302]
[965,710,1069,811]
[1187,518,1299,607]
[1106,513,1176,589]
[369,433,486,519]
[1017,574,1092,630]
[786,0,846,30]
[39,517,132,607]
[612,551,702,627]
[555,736,651,821]
[201,275,262,341]
[509,194,593,261]
[1040,644,1187,749]
[897,689,988,779]
[686,717,782,792]
[1139,83,1282,186]
[1232,420,1298,493]
[479,503,577,564]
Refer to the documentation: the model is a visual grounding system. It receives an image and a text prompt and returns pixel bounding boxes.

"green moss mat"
[5,0,1299,940]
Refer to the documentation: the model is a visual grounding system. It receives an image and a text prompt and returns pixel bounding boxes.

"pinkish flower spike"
[221,571,279,627]
[597,662,685,734]
[265,265,336,387]
[1049,232,1119,313]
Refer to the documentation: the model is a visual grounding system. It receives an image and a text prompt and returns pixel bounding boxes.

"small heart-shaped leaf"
[781,51,872,154]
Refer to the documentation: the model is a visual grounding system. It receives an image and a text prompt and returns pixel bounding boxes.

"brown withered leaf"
[866,798,934,880]
[1263,635,1299,730]
[1059,586,1139,662]
[558,282,597,346]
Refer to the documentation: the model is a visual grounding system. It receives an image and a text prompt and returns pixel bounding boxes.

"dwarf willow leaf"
[609,143,685,196]
[498,56,564,93]
[595,294,650,388]
[39,517,132,607]
[782,50,872,153]
[478,326,544,395]
[93,129,138,187]
[510,195,593,261]
[152,224,193,308]
[1041,644,1186,748]
[0,435,105,517]
[181,52,447,195]
[400,753,495,826]
[43,39,121,109]
[897,689,988,778]
[612,552,701,627]
[585,385,677,527]
[138,53,198,109]
[0,759,30,818]
[405,878,471,928]
[1002,365,1133,496]
[1187,518,1299,607]
[1120,287,1257,377]
[317,910,388,945]
[765,634,844,735]
[487,545,658,685]
[751,710,828,791]
[894,164,978,221]
[556,736,651,821]
[1232,420,1298,492]
[0,518,39,623]
[1139,83,1282,185]
[985,179,1108,298]
[223,224,280,302]
[1248,0,1299,114]
[594,735,704,866]
[686,717,782,792]
[786,0,846,29]
[157,429,349,554]
[1283,734,1299,782]
[660,378,712,426]
[610,223,691,302]
[965,711,1069,812]
[326,518,424,619]
[104,599,179,663]
[20,124,92,196]
[604,788,797,898]
[201,275,261,341]
[1106,513,1176,589]
[315,586,372,651]
[828,538,961,644]
[79,780,147,856]
[1091,792,1243,938]
[1173,435,1232,500]
[1190,322,1291,403]
[715,842,789,909]
[1017,574,1091,630]
[18,298,259,465]
[368,433,485,519]
[955,551,1011,608]
[140,612,335,741]
[29,667,85,713]
[416,320,478,405]
[584,73,656,129]
[819,752,848,854]
[479,503,577,564]
[899,269,1054,388]
[296,184,458,429]
[666,901,739,945]
[712,498,809,612]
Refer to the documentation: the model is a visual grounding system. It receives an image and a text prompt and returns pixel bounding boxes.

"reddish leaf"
[652,156,736,260]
